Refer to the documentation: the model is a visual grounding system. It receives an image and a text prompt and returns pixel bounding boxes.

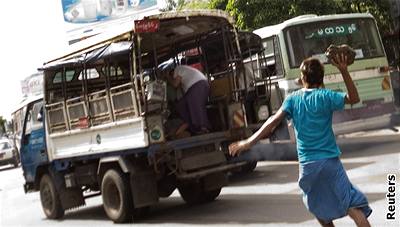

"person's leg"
[185,81,210,133]
[175,122,189,137]
[317,219,335,227]
[174,96,191,137]
[348,208,371,227]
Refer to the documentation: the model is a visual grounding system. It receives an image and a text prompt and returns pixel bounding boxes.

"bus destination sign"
[305,23,357,39]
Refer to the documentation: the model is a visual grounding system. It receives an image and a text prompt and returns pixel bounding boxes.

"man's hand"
[331,53,360,104]
[331,53,348,72]
[229,139,251,156]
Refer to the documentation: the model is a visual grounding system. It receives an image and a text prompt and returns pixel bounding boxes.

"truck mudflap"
[177,162,246,180]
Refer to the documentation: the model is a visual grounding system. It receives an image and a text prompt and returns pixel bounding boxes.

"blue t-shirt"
[282,88,346,163]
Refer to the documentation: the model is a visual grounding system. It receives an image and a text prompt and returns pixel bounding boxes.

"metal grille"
[66,97,88,129]
[47,102,67,133]
[88,90,112,126]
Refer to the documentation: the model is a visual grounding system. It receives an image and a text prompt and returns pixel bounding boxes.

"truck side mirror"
[37,107,43,122]
[37,112,43,122]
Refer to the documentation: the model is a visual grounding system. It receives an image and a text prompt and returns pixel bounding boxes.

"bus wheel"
[39,174,64,219]
[101,169,132,223]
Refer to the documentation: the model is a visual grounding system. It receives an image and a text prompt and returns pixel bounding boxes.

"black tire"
[12,156,19,168]
[202,188,221,202]
[178,181,221,205]
[157,175,176,198]
[101,169,132,223]
[242,161,257,173]
[39,174,64,219]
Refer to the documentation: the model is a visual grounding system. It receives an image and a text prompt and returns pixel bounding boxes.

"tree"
[162,0,177,11]
[222,0,395,34]
[209,0,228,10]
[225,0,340,30]
[181,0,209,10]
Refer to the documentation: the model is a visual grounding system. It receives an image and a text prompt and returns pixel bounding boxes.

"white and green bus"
[252,13,396,134]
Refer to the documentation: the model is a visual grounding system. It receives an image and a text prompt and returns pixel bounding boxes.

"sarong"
[298,157,372,223]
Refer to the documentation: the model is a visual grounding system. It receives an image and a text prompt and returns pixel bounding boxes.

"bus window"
[284,18,385,68]
[262,36,284,77]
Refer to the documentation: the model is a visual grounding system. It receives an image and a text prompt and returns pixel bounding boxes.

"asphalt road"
[0,134,399,227]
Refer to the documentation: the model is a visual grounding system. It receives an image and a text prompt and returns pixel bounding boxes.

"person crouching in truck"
[229,55,372,227]
[165,64,211,137]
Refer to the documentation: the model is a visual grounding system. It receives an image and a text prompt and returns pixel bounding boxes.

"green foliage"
[209,0,228,10]
[178,0,209,10]
[336,0,393,35]
[223,0,395,36]
[162,0,177,11]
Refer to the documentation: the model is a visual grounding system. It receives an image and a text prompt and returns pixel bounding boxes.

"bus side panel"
[47,118,148,160]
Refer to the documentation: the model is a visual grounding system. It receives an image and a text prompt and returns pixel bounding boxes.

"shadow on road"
[63,192,384,225]
[0,165,18,172]
[229,160,373,187]
[62,158,377,224]
[64,204,107,221]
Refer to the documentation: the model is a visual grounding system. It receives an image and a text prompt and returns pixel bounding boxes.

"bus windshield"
[284,18,385,68]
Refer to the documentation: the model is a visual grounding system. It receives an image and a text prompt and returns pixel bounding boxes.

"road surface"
[1,134,399,227]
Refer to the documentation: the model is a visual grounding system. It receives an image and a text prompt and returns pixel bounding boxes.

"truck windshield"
[0,142,10,150]
[284,18,385,67]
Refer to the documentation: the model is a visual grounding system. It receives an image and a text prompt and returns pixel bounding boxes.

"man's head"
[300,58,324,88]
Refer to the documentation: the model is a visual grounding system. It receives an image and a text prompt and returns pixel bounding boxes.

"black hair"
[300,58,324,86]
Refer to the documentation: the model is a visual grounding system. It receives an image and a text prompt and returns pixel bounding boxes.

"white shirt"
[173,65,207,93]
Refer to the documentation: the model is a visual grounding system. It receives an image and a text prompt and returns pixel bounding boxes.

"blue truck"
[20,10,266,223]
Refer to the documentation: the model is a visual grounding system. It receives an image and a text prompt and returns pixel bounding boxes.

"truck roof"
[42,10,233,69]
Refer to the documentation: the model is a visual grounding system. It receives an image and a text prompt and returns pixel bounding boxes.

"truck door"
[20,100,48,183]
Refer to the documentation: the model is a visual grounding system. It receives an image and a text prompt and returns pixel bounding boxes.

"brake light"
[382,76,391,90]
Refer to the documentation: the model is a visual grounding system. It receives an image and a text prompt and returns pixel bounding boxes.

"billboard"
[61,0,164,44]
[20,72,43,98]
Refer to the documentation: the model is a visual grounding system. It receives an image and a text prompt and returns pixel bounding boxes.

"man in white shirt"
[167,65,210,136]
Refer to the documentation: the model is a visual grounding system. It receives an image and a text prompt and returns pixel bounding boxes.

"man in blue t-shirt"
[229,55,371,227]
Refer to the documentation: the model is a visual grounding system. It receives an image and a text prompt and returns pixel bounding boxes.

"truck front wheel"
[39,174,64,219]
[101,169,132,223]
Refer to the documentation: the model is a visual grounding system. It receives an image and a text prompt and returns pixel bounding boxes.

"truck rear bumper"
[177,162,246,180]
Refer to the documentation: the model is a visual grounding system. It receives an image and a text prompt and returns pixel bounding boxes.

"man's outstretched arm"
[229,108,286,156]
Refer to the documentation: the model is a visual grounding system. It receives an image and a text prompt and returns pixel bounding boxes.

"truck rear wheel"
[178,181,221,204]
[101,169,132,223]
[39,174,64,219]
[242,161,257,173]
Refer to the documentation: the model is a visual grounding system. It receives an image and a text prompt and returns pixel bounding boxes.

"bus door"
[20,100,48,184]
